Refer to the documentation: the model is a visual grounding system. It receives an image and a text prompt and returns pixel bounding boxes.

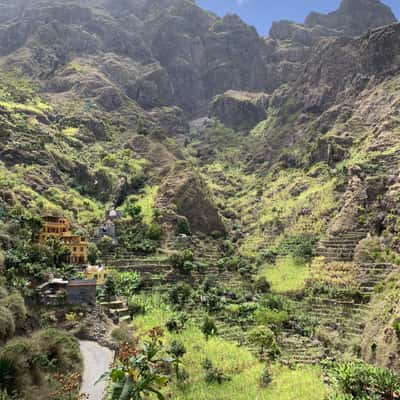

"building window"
[73,247,77,252]
[80,247,84,252]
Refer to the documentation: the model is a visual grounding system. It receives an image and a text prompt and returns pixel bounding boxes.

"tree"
[201,317,217,341]
[103,275,116,302]
[88,243,100,265]
[168,283,192,308]
[248,326,277,357]
[44,237,70,270]
[125,203,142,222]
[98,235,114,255]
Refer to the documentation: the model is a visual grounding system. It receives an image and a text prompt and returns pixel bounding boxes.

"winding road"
[79,341,114,400]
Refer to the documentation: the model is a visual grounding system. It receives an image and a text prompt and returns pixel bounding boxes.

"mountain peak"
[305,0,396,36]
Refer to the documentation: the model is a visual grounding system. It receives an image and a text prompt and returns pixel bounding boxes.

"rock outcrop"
[209,91,269,130]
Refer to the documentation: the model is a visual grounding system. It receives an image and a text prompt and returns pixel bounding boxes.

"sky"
[196,0,400,36]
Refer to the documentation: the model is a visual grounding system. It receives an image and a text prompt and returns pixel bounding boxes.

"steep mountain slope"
[1,0,400,387]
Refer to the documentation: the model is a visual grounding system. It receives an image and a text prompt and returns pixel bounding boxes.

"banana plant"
[101,328,170,400]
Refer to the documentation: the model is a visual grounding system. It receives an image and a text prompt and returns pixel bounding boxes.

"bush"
[202,359,230,384]
[0,307,15,342]
[392,318,400,337]
[147,223,162,241]
[176,217,191,236]
[354,237,382,263]
[168,283,192,308]
[0,357,16,392]
[165,313,188,333]
[254,277,271,293]
[260,366,273,387]
[326,361,400,400]
[88,242,100,264]
[111,324,135,345]
[201,316,218,341]
[128,295,146,317]
[114,271,140,300]
[169,250,194,274]
[254,308,289,332]
[0,292,26,330]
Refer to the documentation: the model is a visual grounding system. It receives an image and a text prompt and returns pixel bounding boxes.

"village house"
[39,215,89,264]
[85,264,110,285]
[94,207,121,245]
[37,278,97,306]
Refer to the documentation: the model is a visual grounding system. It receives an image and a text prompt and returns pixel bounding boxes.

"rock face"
[0,0,394,117]
[305,0,396,37]
[209,91,269,130]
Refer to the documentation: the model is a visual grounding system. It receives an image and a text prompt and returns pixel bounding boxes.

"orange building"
[39,216,89,264]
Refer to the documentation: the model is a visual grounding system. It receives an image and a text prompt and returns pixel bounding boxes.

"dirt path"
[79,341,114,400]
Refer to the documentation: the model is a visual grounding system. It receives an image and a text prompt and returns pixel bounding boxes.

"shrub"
[0,357,16,392]
[111,324,135,345]
[254,308,289,331]
[97,235,114,255]
[147,223,162,241]
[202,359,230,384]
[168,340,187,378]
[326,360,400,399]
[260,366,273,387]
[0,292,26,330]
[392,318,400,338]
[0,287,7,300]
[169,250,194,274]
[0,307,15,342]
[114,271,140,300]
[168,283,192,308]
[201,316,218,341]
[165,313,188,333]
[0,337,41,390]
[102,275,116,302]
[353,237,382,263]
[254,277,271,293]
[176,217,191,236]
[128,296,146,317]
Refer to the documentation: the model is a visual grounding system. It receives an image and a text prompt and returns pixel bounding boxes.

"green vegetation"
[113,296,328,400]
[0,329,82,399]
[258,256,311,293]
[325,361,400,400]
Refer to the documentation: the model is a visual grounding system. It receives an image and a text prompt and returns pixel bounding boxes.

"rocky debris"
[209,90,269,131]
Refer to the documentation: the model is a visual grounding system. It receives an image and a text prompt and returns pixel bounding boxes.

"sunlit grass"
[0,100,49,116]
[259,256,310,293]
[136,185,158,226]
[62,127,79,136]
